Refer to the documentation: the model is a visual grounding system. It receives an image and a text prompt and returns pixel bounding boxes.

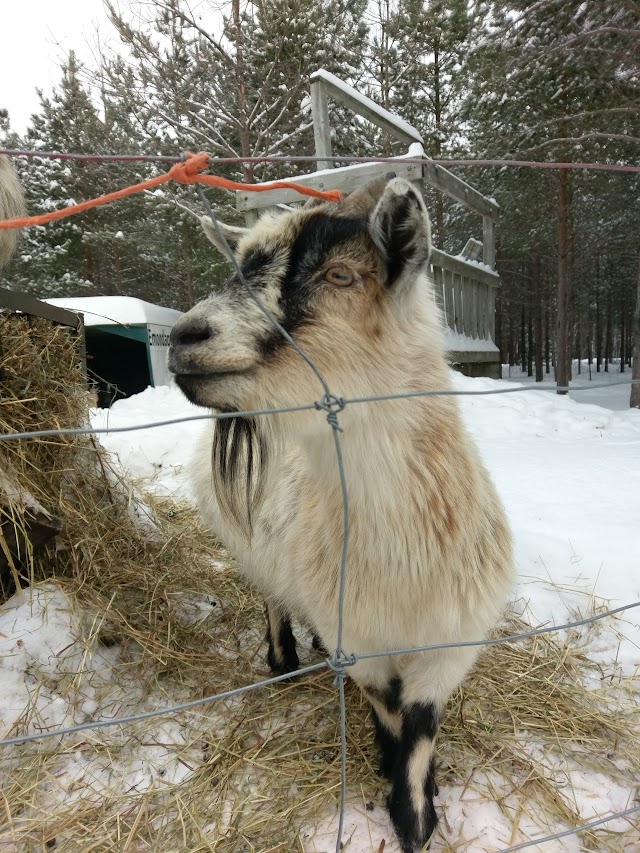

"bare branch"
[562,27,640,46]
[143,188,201,220]
[510,105,640,151]
[154,0,236,69]
[523,132,640,153]
[260,121,315,157]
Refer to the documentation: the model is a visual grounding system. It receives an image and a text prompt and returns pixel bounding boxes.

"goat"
[0,155,25,269]
[168,175,514,852]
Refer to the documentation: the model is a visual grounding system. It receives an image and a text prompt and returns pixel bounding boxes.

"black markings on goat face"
[231,213,367,359]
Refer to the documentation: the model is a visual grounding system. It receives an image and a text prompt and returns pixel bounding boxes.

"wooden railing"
[431,249,499,346]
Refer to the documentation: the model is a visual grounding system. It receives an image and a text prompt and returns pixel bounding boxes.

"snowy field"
[1,369,639,851]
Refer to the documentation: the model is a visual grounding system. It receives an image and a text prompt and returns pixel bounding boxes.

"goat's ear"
[201,216,249,258]
[368,179,431,287]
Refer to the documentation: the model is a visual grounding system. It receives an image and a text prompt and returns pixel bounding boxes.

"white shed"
[46,296,182,407]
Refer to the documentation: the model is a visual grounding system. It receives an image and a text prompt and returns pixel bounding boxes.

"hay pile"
[0,313,637,851]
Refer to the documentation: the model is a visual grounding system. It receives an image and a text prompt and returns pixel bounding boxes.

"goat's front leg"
[388,699,440,852]
[265,602,299,676]
[363,676,403,780]
[362,667,442,852]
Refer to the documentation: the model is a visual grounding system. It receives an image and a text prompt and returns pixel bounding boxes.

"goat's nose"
[170,317,214,348]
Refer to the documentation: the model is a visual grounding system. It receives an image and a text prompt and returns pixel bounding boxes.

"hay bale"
[0,474,62,598]
[0,314,86,599]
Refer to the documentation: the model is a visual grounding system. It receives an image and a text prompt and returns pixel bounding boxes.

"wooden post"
[463,277,473,337]
[483,215,496,269]
[488,284,496,343]
[444,271,455,331]
[432,266,445,315]
[453,273,463,335]
[310,79,333,170]
[310,69,423,149]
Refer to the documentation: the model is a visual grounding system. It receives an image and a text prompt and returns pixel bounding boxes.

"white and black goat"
[169,175,514,852]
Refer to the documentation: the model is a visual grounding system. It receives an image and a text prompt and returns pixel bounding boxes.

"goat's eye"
[325,266,354,287]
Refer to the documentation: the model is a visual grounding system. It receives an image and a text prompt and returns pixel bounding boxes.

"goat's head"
[169,175,436,413]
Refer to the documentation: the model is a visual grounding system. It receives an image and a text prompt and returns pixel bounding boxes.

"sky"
[0,0,117,135]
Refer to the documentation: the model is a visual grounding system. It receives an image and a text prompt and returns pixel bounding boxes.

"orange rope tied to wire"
[0,151,342,231]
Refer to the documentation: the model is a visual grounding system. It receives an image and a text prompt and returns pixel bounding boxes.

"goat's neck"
[293,389,455,511]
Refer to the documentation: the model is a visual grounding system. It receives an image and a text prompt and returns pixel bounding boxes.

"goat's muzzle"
[169,312,257,408]
[168,314,218,377]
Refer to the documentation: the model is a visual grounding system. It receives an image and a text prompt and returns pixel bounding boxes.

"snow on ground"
[2,369,639,851]
[454,367,640,670]
[89,383,206,498]
[502,360,636,412]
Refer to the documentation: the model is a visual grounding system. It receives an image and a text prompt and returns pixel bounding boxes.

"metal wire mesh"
[1,158,639,850]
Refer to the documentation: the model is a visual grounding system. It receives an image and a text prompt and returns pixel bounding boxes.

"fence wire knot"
[315,393,346,430]
[327,648,357,684]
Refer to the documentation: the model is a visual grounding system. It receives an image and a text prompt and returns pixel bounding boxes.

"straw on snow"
[0,314,637,851]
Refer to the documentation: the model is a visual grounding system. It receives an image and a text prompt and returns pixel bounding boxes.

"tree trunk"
[519,304,527,374]
[575,303,581,375]
[534,253,543,382]
[114,248,122,294]
[495,290,504,364]
[556,167,572,393]
[544,273,551,374]
[233,0,254,184]
[595,281,601,372]
[631,253,640,408]
[620,288,626,373]
[84,246,95,286]
[605,289,612,372]
[509,306,516,367]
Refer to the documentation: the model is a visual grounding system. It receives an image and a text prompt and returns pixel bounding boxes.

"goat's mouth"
[174,368,254,381]
[173,368,256,408]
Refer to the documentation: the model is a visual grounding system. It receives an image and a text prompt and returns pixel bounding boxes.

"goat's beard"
[212,414,269,537]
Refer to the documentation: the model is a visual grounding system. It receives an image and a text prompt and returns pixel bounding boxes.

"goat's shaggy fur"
[169,176,514,851]
[0,155,25,268]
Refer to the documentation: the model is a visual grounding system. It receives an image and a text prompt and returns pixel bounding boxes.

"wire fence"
[2,147,640,172]
[1,152,639,850]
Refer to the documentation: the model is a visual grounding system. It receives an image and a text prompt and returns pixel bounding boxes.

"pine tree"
[5,52,224,309]
[7,53,108,296]
[102,0,370,183]
[462,0,639,387]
